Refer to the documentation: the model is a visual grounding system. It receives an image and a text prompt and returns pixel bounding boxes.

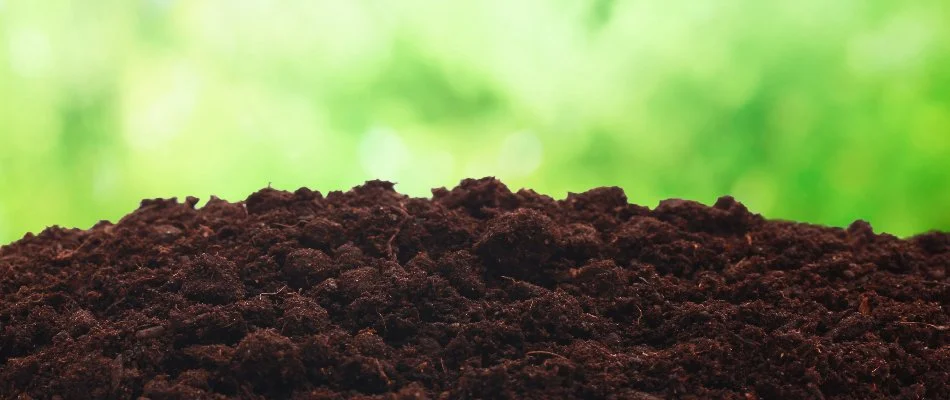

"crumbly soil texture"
[0,178,947,399]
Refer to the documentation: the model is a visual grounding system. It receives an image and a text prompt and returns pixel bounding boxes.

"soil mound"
[0,178,947,399]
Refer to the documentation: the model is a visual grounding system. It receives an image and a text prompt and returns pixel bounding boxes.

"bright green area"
[1,1,949,244]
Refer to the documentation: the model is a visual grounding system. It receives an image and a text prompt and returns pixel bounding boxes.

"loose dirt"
[0,178,946,399]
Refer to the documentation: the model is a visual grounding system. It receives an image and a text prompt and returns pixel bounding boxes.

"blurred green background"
[1,1,949,244]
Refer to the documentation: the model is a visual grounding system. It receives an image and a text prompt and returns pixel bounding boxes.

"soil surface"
[0,178,947,399]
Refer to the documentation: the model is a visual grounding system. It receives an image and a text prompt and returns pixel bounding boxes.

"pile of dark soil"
[0,178,947,399]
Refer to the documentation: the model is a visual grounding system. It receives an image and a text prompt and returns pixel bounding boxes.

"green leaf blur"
[1,1,949,243]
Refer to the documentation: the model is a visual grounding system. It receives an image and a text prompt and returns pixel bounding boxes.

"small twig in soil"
[73,239,94,254]
[110,354,124,392]
[258,285,287,300]
[378,308,388,334]
[897,322,949,331]
[385,203,410,262]
[374,358,392,385]
[638,276,665,300]
[135,325,167,339]
[56,238,97,260]
[858,295,871,315]
[104,297,128,315]
[280,320,289,335]
[729,331,756,347]
[526,351,568,359]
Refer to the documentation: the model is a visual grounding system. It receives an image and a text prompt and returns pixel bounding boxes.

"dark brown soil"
[1,178,947,399]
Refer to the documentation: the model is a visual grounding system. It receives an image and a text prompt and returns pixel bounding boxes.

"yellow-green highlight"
[1,1,949,244]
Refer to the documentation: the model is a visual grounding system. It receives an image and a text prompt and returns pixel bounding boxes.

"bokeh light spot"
[7,27,52,78]
[848,12,937,74]
[93,158,120,199]
[730,171,778,216]
[123,60,201,151]
[360,127,409,182]
[497,131,543,177]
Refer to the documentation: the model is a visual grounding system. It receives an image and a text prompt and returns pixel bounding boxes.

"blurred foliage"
[1,0,949,243]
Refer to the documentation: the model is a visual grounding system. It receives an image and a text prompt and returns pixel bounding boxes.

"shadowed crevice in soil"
[0,177,947,399]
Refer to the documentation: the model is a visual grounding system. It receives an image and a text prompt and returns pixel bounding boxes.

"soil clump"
[0,178,946,399]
